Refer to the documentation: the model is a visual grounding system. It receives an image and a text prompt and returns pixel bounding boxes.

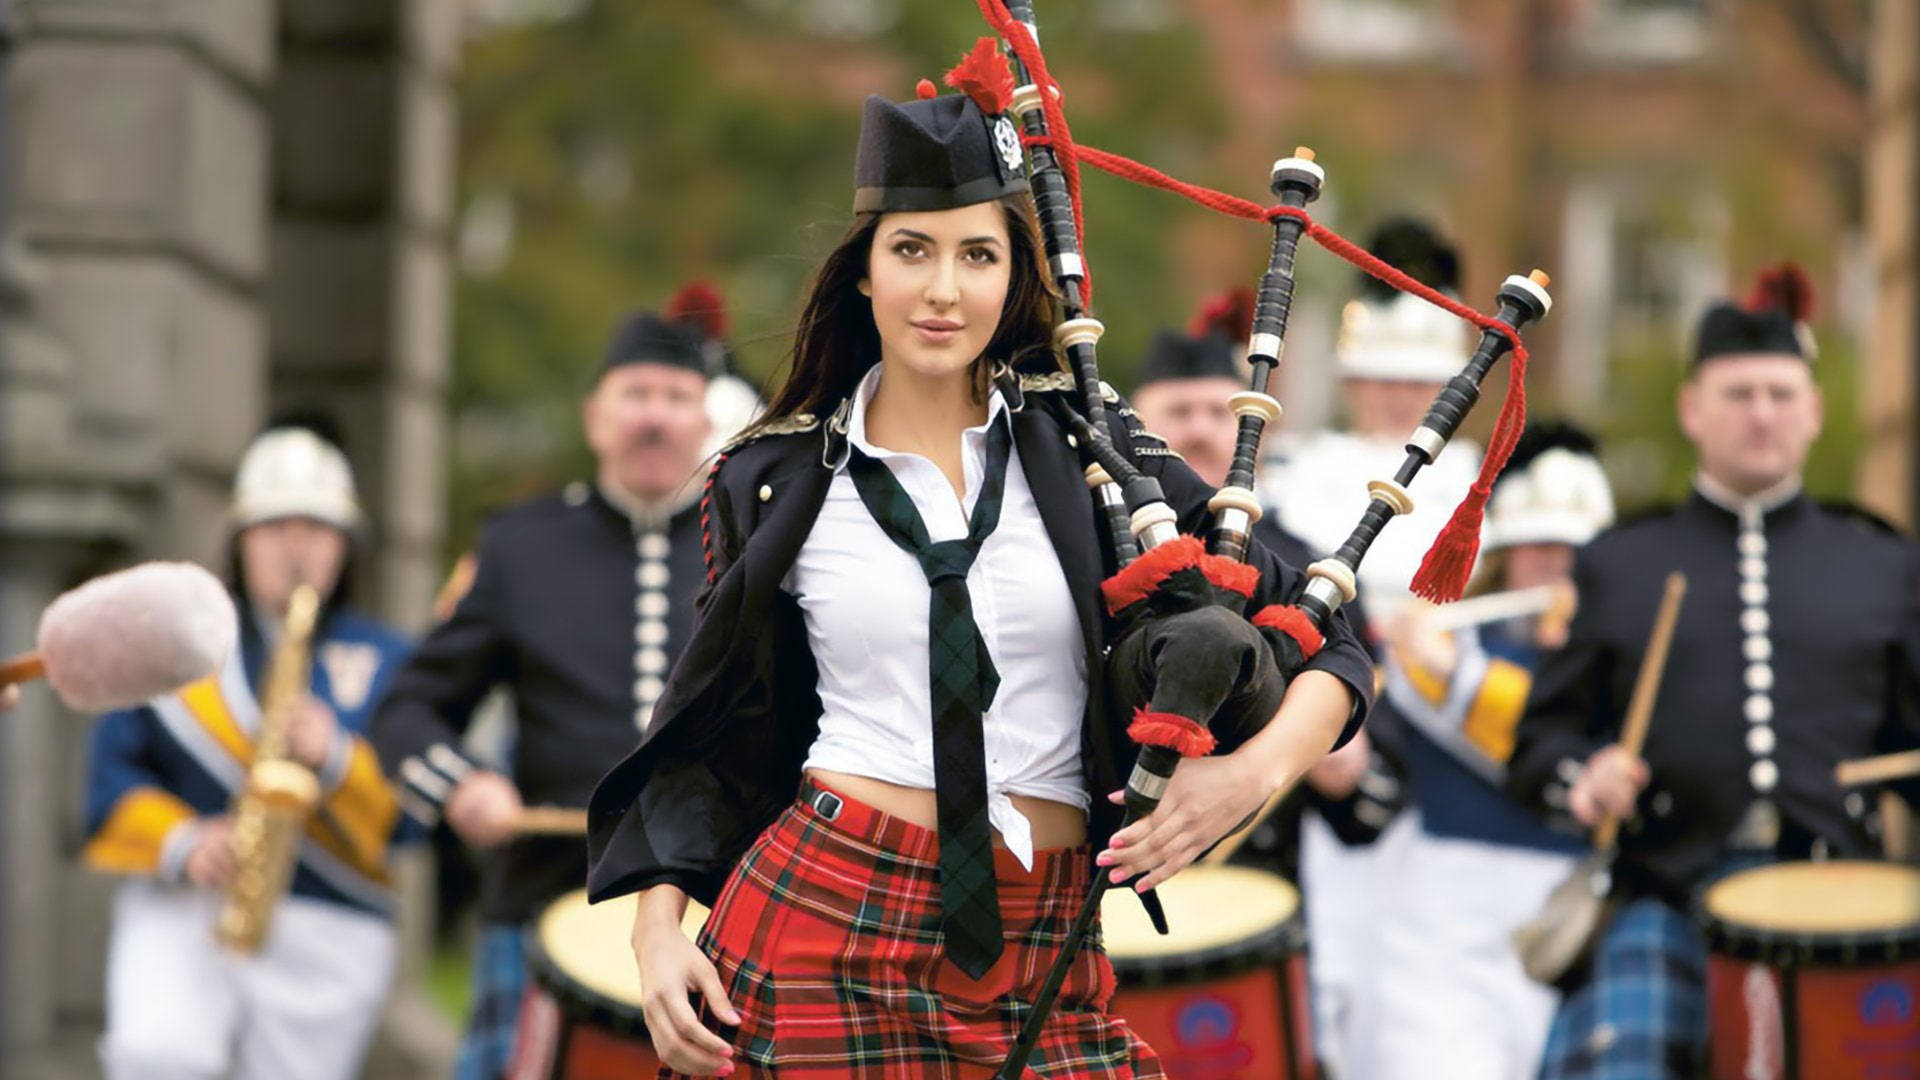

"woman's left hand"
[1095,752,1272,892]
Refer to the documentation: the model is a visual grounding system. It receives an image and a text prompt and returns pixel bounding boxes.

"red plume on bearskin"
[666,280,728,342]
[944,37,1015,117]
[1743,262,1814,322]
[1186,287,1256,341]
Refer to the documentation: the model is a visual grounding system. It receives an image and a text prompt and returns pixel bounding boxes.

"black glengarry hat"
[600,311,708,378]
[1693,262,1816,368]
[1135,329,1241,390]
[852,39,1029,214]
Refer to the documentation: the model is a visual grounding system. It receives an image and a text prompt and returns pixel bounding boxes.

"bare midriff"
[805,768,1088,851]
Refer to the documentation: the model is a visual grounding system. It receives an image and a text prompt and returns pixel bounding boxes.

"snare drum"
[506,888,710,1080]
[1698,860,1920,1080]
[1102,864,1316,1080]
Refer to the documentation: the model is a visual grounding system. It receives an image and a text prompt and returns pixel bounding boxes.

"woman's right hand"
[634,889,742,1077]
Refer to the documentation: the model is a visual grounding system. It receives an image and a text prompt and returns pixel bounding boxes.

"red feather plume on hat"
[665,280,728,341]
[944,37,1015,117]
[1743,262,1814,322]
[1187,287,1256,341]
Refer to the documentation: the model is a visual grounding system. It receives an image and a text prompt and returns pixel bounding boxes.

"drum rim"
[1105,911,1306,984]
[1691,861,1920,967]
[523,917,654,1039]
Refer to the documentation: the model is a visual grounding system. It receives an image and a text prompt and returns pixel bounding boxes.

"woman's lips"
[912,320,962,345]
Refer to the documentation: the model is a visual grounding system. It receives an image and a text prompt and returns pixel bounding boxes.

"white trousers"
[99,879,396,1080]
[1301,808,1419,1080]
[1343,826,1575,1080]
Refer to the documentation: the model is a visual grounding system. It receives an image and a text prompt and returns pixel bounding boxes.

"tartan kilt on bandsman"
[664,778,1164,1079]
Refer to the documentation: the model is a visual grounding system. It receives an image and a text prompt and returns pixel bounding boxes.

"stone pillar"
[0,0,275,1071]
[1859,0,1917,529]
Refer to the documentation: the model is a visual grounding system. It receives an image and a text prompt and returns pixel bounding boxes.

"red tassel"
[1410,336,1531,604]
[915,78,938,101]
[1101,536,1205,615]
[1128,709,1216,758]
[665,280,727,341]
[1186,287,1256,341]
[1251,604,1325,659]
[1198,554,1259,598]
[1744,261,1814,322]
[944,36,1015,116]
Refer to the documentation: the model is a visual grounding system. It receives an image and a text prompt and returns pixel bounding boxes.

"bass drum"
[506,888,710,1080]
[1102,864,1316,1080]
[1698,860,1920,1080]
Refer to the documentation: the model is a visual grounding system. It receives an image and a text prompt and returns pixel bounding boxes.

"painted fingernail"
[1109,868,1126,883]
[1094,851,1113,866]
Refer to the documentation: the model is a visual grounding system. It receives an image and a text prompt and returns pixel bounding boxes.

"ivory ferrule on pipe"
[1307,558,1359,603]
[1228,391,1282,424]
[1248,332,1283,363]
[1054,317,1104,349]
[1366,479,1415,517]
[1085,463,1115,488]
[1011,84,1043,117]
[1407,425,1447,462]
[1207,485,1264,522]
[1127,764,1170,802]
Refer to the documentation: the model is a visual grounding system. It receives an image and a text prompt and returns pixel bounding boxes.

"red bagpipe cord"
[974,0,1526,603]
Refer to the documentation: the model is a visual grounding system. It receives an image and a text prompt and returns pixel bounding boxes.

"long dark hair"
[750,193,1060,432]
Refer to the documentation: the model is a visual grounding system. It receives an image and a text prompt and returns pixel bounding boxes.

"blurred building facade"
[0,2,459,1077]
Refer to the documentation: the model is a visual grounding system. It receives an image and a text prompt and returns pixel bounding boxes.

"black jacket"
[1509,491,1920,905]
[372,484,705,921]
[585,380,1375,906]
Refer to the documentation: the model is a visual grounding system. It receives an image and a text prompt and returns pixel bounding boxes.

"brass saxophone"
[216,583,323,953]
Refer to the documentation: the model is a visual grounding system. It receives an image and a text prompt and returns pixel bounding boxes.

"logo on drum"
[1175,997,1240,1048]
[1858,979,1914,1027]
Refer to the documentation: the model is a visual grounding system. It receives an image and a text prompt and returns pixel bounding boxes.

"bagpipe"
[957,2,1556,1074]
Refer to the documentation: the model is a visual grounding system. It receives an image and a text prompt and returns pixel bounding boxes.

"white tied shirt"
[784,364,1089,868]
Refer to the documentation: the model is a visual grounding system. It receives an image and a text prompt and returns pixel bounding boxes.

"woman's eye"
[892,241,925,259]
[963,247,998,265]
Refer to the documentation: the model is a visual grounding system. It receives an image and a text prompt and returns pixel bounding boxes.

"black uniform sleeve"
[1106,398,1375,750]
[1507,545,1614,818]
[370,522,517,820]
[1880,544,1920,813]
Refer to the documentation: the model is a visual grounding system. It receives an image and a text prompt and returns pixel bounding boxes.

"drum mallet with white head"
[0,562,237,712]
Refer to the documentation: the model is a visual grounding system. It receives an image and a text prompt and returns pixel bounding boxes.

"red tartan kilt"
[665,778,1163,1079]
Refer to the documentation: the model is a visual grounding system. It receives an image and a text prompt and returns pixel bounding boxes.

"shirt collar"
[843,363,1011,466]
[1692,471,1803,524]
[596,475,701,531]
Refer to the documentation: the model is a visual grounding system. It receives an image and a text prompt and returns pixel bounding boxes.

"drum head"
[1699,860,1920,966]
[525,888,712,1034]
[1101,865,1301,984]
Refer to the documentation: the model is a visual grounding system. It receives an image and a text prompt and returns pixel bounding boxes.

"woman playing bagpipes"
[582,55,1374,1079]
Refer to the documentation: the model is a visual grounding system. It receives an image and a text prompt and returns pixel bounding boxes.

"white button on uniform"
[1749,759,1778,792]
[634,704,653,732]
[758,484,773,503]
[638,533,670,559]
[1746,725,1775,756]
[637,620,668,646]
[637,592,669,618]
[638,676,665,701]
[1738,532,1767,557]
[1744,695,1773,723]
[638,647,668,675]
[1845,792,1866,818]
[1745,664,1773,692]
[638,562,669,589]
[1741,609,1769,635]
[1739,557,1767,581]
[1743,637,1772,663]
[1740,581,1768,607]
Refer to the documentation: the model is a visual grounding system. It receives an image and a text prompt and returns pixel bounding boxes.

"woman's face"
[239,516,348,616]
[860,201,1012,383]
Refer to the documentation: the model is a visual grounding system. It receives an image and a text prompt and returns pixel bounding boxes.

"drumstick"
[1593,572,1686,853]
[1835,748,1920,788]
[512,806,588,836]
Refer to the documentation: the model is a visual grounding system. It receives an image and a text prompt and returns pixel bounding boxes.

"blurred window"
[1293,0,1460,62]
[1569,0,1712,64]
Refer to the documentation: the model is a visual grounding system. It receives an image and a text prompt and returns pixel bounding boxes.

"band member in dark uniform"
[1509,265,1920,1079]
[370,311,715,1080]
[584,63,1374,1078]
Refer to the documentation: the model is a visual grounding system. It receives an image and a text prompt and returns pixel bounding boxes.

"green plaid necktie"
[846,415,1012,980]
